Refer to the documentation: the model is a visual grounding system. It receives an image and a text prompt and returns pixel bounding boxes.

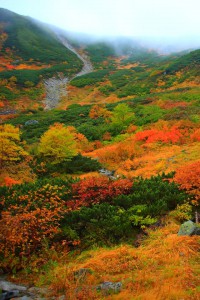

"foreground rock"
[97,281,122,295]
[0,281,49,300]
[178,220,200,236]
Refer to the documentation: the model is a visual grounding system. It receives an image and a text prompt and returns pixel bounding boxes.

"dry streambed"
[44,36,93,110]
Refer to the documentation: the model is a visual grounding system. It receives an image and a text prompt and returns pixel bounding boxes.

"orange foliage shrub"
[102,131,112,141]
[48,223,200,300]
[3,176,21,187]
[68,126,90,151]
[173,161,200,204]
[89,104,111,121]
[191,128,200,142]
[0,184,67,260]
[93,140,103,149]
[135,127,182,144]
[126,124,137,133]
[160,101,188,109]
[90,140,138,167]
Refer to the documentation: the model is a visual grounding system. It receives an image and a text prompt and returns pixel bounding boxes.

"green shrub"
[169,203,193,222]
[0,177,75,211]
[114,175,188,215]
[70,69,110,87]
[61,204,136,247]
[33,154,101,177]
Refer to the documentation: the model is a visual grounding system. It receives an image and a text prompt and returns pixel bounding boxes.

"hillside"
[0,8,200,300]
[0,8,83,112]
[0,9,80,64]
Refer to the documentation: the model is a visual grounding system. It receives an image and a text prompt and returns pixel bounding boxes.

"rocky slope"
[44,35,93,110]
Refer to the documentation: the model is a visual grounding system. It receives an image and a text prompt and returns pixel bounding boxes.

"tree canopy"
[0,124,28,168]
[38,123,78,164]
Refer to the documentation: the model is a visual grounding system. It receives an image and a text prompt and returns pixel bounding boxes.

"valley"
[0,7,200,300]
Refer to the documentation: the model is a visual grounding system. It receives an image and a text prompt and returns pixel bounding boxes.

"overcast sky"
[0,0,200,38]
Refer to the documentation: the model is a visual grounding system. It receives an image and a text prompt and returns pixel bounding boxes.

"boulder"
[0,281,26,292]
[97,281,122,293]
[178,220,200,236]
[13,297,32,300]
[24,120,39,126]
[0,290,19,300]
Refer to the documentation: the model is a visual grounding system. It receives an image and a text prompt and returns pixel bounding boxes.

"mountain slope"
[0,8,85,112]
[166,49,200,75]
[0,8,82,64]
[0,8,83,91]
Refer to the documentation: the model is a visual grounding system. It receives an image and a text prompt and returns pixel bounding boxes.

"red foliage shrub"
[135,127,182,144]
[6,64,15,70]
[4,176,21,187]
[67,177,132,210]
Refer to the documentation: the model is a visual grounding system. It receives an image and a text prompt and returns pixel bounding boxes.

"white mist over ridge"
[50,25,200,54]
[1,0,200,54]
[0,0,200,38]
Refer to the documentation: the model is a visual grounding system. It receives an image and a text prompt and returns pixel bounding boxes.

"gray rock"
[97,281,122,293]
[0,281,27,292]
[178,220,200,236]
[193,225,200,235]
[27,287,48,296]
[14,297,32,300]
[0,292,7,300]
[0,290,19,300]
[25,120,39,126]
[43,34,93,110]
[99,169,115,178]
[0,110,17,115]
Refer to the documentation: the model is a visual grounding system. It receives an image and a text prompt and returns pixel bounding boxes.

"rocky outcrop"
[0,280,49,300]
[44,76,68,110]
[99,168,116,179]
[44,36,93,110]
[97,281,122,295]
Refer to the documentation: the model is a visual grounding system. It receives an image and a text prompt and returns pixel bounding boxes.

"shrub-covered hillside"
[0,8,83,110]
[0,8,200,300]
[0,8,82,65]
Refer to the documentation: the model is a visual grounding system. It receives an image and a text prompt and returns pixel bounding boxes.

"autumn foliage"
[0,182,70,266]
[46,223,200,300]
[38,123,78,164]
[4,176,21,187]
[0,124,28,168]
[89,104,111,121]
[0,176,134,268]
[67,177,133,210]
[173,161,200,204]
[135,127,183,144]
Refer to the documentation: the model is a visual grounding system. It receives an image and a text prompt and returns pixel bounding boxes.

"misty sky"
[0,0,200,38]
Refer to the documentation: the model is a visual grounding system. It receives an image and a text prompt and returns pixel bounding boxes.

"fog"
[0,0,200,52]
